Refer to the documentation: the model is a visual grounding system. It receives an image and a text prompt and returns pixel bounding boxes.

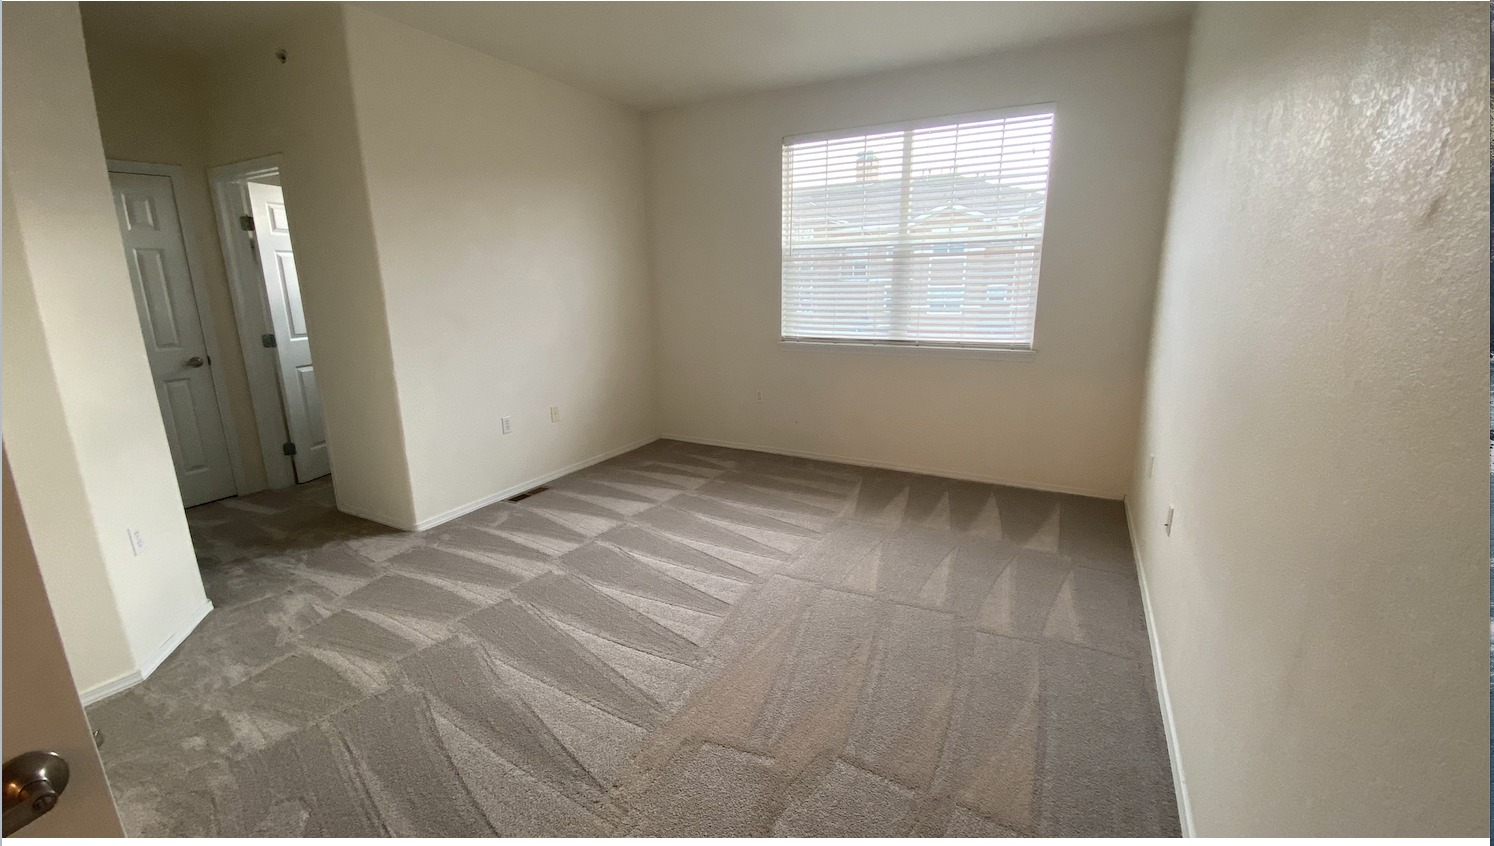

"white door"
[3,450,126,837]
[247,181,330,483]
[109,172,238,508]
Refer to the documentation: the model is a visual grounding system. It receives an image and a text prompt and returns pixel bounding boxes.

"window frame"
[778,103,1057,359]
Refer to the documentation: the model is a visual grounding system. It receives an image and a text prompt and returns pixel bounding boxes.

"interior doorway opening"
[210,157,331,490]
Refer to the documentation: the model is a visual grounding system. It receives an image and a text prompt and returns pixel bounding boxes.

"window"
[781,105,1055,350]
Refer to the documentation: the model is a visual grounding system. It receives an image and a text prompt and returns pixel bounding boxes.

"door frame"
[208,155,296,490]
[106,159,251,496]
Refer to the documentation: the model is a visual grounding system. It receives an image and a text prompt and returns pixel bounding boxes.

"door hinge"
[282,442,297,456]
[262,333,277,348]
[239,214,255,231]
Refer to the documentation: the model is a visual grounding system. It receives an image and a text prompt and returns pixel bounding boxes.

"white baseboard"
[78,598,214,706]
[1124,495,1196,837]
[410,435,662,531]
[78,668,143,707]
[139,599,214,678]
[660,433,1123,500]
[336,501,418,532]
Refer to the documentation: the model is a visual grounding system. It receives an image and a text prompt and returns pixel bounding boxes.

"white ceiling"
[81,2,1194,111]
[355,2,1193,110]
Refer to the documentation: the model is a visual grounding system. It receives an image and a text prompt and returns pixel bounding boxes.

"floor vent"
[506,486,549,503]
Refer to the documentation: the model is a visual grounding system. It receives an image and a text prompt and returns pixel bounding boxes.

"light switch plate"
[128,528,146,556]
[550,406,560,423]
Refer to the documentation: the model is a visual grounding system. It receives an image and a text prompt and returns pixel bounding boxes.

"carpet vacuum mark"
[88,439,1179,837]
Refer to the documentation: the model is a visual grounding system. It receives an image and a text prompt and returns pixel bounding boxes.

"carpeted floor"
[86,439,1180,837]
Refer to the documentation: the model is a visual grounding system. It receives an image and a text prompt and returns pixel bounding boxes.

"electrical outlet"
[127,527,146,557]
[755,390,764,403]
[501,416,512,435]
[550,406,560,423]
[1164,505,1175,536]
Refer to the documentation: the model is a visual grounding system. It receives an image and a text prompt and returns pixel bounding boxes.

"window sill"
[778,339,1035,361]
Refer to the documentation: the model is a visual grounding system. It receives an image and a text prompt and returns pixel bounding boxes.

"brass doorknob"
[185,356,205,368]
[3,751,69,836]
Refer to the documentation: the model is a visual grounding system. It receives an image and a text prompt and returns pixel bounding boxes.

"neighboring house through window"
[781,106,1055,350]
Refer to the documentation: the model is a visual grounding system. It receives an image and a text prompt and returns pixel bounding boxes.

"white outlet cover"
[550,406,560,422]
[501,416,512,434]
[128,528,146,556]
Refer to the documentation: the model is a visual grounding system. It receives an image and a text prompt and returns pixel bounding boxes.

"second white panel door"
[247,181,330,483]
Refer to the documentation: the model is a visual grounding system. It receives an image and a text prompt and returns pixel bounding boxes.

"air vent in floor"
[506,486,549,503]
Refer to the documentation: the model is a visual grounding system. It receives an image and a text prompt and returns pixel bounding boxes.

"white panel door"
[247,181,330,483]
[109,172,238,507]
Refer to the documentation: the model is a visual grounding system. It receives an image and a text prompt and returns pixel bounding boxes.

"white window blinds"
[781,106,1055,349]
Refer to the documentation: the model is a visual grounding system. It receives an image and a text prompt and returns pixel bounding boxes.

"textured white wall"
[1130,3,1488,835]
[342,7,659,527]
[1,2,210,696]
[646,25,1188,497]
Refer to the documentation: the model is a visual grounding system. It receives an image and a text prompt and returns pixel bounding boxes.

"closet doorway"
[210,156,330,487]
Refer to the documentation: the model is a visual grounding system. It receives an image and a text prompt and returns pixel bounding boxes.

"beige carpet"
[86,439,1179,837]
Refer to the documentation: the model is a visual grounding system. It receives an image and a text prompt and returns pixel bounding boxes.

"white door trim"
[208,155,296,490]
[106,159,251,496]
